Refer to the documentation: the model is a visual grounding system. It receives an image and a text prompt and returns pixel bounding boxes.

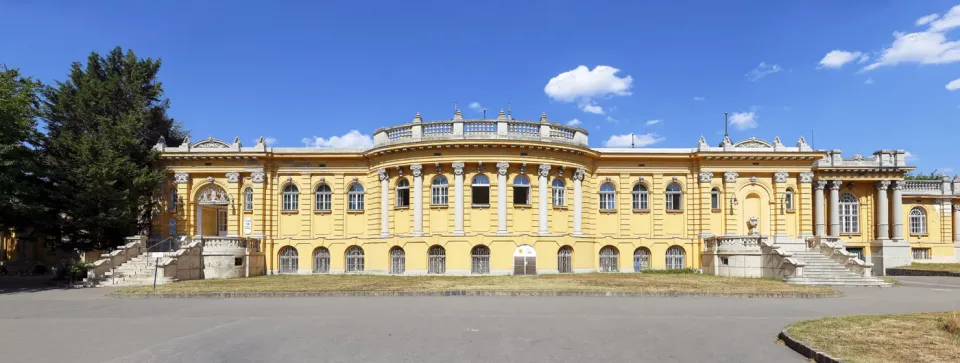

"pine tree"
[42,47,187,250]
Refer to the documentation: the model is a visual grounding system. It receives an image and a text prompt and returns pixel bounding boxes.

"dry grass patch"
[786,311,960,363]
[115,273,834,295]
[899,263,960,273]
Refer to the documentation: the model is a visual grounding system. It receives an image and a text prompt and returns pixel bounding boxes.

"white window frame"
[633,247,650,272]
[784,188,794,211]
[599,245,619,272]
[909,207,927,235]
[632,184,648,210]
[346,246,364,273]
[432,176,449,206]
[389,247,405,275]
[665,183,682,211]
[396,178,410,207]
[513,175,531,205]
[428,245,446,274]
[282,185,299,211]
[348,184,364,211]
[666,246,685,270]
[278,247,298,274]
[313,247,330,273]
[315,184,332,211]
[599,183,616,211]
[710,188,720,210]
[471,245,490,274]
[471,175,490,206]
[243,187,254,211]
[839,193,859,234]
[552,178,566,207]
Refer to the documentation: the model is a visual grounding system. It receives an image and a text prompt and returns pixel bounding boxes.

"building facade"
[148,110,960,276]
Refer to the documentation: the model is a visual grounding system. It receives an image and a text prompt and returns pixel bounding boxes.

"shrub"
[942,310,960,337]
[640,268,699,275]
[32,265,47,274]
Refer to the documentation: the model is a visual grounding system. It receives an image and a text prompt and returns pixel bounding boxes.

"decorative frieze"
[774,172,788,183]
[225,172,240,183]
[723,171,738,183]
[698,172,713,183]
[174,172,190,184]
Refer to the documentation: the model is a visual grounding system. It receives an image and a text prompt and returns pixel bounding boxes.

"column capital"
[774,172,789,183]
[174,172,190,184]
[538,164,551,177]
[225,172,240,183]
[814,180,827,190]
[410,164,423,177]
[829,180,842,191]
[698,172,713,183]
[251,172,265,184]
[875,180,890,190]
[573,168,586,181]
[953,204,960,212]
[891,180,904,190]
[452,162,465,175]
[799,172,814,183]
[496,162,510,176]
[723,171,738,183]
[377,168,389,181]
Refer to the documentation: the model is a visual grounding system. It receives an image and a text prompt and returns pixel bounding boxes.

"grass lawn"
[114,273,835,296]
[785,311,960,363]
[899,263,960,273]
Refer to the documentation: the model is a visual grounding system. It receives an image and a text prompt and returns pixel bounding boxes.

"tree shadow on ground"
[0,276,67,295]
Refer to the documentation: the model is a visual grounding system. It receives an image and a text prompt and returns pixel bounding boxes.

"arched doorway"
[196,184,230,236]
[513,245,537,275]
[742,192,764,235]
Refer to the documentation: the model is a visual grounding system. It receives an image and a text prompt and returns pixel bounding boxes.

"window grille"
[423,123,453,135]
[313,247,330,273]
[666,246,685,269]
[839,193,859,234]
[244,187,254,211]
[465,122,496,133]
[912,248,931,260]
[428,245,446,274]
[665,183,682,211]
[279,247,298,274]
[432,176,449,205]
[599,246,619,272]
[346,246,364,273]
[282,185,299,211]
[633,247,651,272]
[508,123,539,135]
[632,184,648,210]
[909,207,927,235]
[315,184,331,211]
[599,183,616,210]
[513,175,530,204]
[396,179,410,207]
[389,247,405,274]
[387,127,412,140]
[348,184,364,211]
[471,245,490,274]
[472,175,490,205]
[557,246,573,273]
[552,178,566,207]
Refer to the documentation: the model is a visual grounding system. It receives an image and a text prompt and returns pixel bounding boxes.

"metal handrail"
[145,236,184,252]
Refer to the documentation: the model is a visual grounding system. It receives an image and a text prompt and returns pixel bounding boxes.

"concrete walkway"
[0,278,957,363]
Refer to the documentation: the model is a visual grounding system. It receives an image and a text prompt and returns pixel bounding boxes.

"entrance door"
[513,245,537,275]
[217,209,228,236]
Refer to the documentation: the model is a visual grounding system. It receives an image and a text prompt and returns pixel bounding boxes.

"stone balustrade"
[86,236,145,284]
[807,236,874,277]
[372,114,588,148]
[704,235,765,252]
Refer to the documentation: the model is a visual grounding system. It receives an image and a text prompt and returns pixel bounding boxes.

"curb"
[885,268,960,277]
[111,289,842,299]
[778,330,842,363]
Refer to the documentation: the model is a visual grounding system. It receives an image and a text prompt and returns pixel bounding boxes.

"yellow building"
[148,110,960,276]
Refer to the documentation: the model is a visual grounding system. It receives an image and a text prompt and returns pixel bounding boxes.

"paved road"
[0,277,958,363]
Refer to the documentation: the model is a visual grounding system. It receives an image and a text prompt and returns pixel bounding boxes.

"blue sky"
[3,1,960,174]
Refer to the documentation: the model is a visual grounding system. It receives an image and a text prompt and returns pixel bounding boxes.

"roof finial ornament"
[507,102,512,120]
[698,135,708,149]
[540,112,549,123]
[413,112,423,123]
[497,109,507,120]
[719,113,733,147]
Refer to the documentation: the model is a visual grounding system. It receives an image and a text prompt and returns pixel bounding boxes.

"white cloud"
[468,102,483,111]
[566,119,582,126]
[693,96,705,101]
[941,167,954,174]
[926,5,960,32]
[916,13,940,26]
[818,50,863,69]
[783,106,792,111]
[745,62,782,81]
[858,54,870,63]
[251,137,277,146]
[544,65,633,115]
[946,77,960,90]
[605,116,619,123]
[904,151,918,161]
[580,103,605,114]
[729,111,758,130]
[604,133,665,147]
[862,31,960,71]
[865,77,875,85]
[645,119,662,126]
[301,130,372,148]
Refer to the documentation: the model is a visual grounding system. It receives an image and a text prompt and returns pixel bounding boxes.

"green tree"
[904,170,944,180]
[0,66,56,235]
[42,47,187,250]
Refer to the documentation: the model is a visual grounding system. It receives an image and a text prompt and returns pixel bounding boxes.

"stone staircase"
[785,250,891,287]
[96,252,179,287]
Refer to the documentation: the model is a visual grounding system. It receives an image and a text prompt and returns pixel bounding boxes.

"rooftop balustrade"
[372,111,589,148]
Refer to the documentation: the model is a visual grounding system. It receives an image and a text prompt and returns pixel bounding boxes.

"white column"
[875,181,889,240]
[496,162,509,235]
[891,180,903,240]
[953,204,960,242]
[814,180,826,237]
[378,168,389,237]
[573,168,585,236]
[829,180,841,237]
[411,164,423,236]
[538,164,550,235]
[453,162,465,236]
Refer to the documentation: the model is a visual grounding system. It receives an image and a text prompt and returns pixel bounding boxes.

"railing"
[507,122,539,135]
[903,180,942,193]
[373,119,587,147]
[704,235,765,251]
[145,236,186,253]
[197,236,254,250]
[386,126,413,140]
[550,126,574,139]
[422,122,453,136]
[464,121,496,134]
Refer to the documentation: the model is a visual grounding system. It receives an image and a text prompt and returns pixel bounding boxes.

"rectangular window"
[282,194,298,211]
[514,187,529,205]
[397,188,410,207]
[666,194,682,211]
[432,186,448,205]
[633,193,647,210]
[711,193,719,210]
[552,187,565,206]
[846,247,864,261]
[217,209,227,234]
[315,193,331,211]
[349,194,364,211]
[912,248,931,260]
[472,186,489,205]
[600,194,615,210]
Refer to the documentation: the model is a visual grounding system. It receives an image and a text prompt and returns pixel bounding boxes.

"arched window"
[910,207,927,235]
[599,183,616,210]
[784,189,794,211]
[428,245,446,274]
[282,185,299,211]
[557,246,573,273]
[472,175,490,206]
[633,247,651,272]
[312,247,330,273]
[168,188,178,211]
[513,175,531,205]
[432,176,449,205]
[666,183,683,211]
[471,245,490,274]
[632,184,648,210]
[839,193,859,234]
[346,246,364,273]
[243,187,254,211]
[168,218,177,236]
[389,247,405,274]
[395,178,410,207]
[666,246,685,270]
[599,246,619,272]
[710,188,720,210]
[552,178,566,207]
[348,184,365,211]
[315,184,332,211]
[278,247,298,274]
